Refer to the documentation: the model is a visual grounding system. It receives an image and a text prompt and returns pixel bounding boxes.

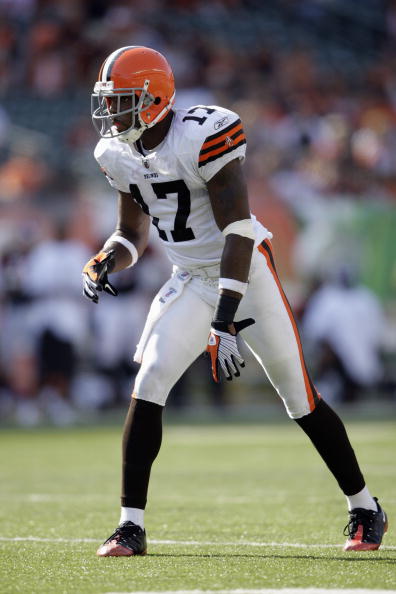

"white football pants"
[133,240,320,419]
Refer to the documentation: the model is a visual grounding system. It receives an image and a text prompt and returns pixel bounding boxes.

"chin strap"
[118,125,146,144]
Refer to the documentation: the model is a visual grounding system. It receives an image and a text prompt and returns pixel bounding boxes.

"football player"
[83,46,388,556]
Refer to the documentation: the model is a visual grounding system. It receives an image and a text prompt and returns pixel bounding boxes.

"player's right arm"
[108,190,151,271]
[82,190,150,303]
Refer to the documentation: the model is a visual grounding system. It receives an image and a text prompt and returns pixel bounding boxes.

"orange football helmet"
[91,46,175,143]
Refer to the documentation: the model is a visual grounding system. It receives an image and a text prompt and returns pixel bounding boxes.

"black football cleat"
[344,497,388,551]
[96,521,147,557]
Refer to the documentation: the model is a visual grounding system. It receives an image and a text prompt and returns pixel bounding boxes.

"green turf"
[0,419,395,593]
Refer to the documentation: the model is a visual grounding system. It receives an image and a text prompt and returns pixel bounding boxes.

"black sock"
[295,399,365,495]
[121,398,163,509]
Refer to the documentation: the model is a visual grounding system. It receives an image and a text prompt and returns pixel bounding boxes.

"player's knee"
[133,360,173,406]
[279,388,321,419]
[284,404,313,419]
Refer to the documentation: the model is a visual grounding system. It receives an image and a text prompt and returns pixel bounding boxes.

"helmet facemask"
[91,79,155,143]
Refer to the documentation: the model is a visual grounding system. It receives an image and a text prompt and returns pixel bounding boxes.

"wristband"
[213,293,240,324]
[219,277,248,296]
[222,218,255,240]
[103,234,138,268]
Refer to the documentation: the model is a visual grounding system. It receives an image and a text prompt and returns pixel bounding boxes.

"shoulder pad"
[197,110,245,169]
[179,105,237,136]
[175,105,245,156]
[94,137,123,164]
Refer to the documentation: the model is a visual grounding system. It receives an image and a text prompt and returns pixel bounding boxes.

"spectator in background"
[0,238,40,425]
[26,20,72,97]
[21,220,91,424]
[302,267,386,404]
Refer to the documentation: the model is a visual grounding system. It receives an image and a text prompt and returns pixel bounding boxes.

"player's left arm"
[207,157,253,290]
[205,157,255,381]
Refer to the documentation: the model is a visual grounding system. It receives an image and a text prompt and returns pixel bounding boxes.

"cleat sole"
[344,541,381,551]
[97,542,147,557]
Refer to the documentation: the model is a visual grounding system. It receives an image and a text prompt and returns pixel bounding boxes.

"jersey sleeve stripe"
[198,130,246,163]
[202,118,242,144]
[200,120,243,151]
[199,128,245,158]
[198,136,246,167]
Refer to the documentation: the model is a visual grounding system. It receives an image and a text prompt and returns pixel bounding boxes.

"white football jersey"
[94,105,271,270]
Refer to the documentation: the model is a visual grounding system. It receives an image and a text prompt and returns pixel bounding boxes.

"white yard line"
[2,494,396,505]
[3,493,396,508]
[104,589,396,594]
[0,536,395,550]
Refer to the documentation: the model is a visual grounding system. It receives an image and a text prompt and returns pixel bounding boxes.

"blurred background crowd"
[0,0,395,426]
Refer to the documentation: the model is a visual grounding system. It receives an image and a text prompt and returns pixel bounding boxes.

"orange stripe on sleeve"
[198,131,246,163]
[200,122,243,152]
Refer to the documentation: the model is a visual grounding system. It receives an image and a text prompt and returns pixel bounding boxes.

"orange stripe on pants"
[258,240,320,413]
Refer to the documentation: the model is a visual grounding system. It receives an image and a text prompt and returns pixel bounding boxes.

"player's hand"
[206,318,255,382]
[82,249,118,304]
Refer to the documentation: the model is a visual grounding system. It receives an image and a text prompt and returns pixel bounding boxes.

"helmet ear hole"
[154,96,161,105]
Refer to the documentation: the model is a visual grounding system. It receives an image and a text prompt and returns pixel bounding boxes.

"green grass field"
[0,418,395,594]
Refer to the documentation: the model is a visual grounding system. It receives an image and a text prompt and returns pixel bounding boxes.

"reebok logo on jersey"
[208,335,217,346]
[225,136,233,147]
[214,116,229,130]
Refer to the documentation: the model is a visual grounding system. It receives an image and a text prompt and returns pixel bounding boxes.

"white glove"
[206,318,255,382]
